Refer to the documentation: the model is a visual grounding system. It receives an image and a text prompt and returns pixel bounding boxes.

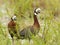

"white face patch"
[34,13,37,15]
[36,8,41,12]
[12,15,16,20]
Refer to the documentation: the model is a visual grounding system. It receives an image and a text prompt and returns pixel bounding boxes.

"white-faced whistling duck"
[8,15,18,45]
[19,8,41,40]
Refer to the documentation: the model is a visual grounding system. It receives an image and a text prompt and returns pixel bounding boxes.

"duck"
[18,8,41,40]
[8,15,18,45]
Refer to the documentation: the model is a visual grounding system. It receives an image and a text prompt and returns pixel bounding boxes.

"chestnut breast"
[8,21,16,28]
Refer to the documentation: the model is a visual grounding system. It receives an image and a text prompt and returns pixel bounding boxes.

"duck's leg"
[29,39,34,45]
[12,37,15,45]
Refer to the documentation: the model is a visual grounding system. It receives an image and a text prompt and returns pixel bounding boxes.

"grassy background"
[0,0,60,45]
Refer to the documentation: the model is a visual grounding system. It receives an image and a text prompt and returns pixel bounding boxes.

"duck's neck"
[33,14,40,28]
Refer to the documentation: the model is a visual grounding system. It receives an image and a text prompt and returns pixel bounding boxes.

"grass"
[0,0,60,45]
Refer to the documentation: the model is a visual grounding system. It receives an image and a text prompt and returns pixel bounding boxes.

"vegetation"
[0,0,60,45]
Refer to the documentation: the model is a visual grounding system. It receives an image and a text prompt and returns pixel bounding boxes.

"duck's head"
[34,8,41,15]
[11,15,16,21]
